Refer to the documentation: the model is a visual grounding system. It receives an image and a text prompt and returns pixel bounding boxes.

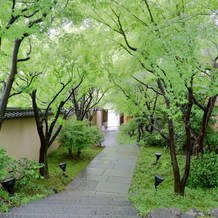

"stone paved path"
[0,129,140,218]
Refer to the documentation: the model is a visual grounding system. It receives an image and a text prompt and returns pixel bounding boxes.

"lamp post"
[59,162,67,177]
[1,177,16,196]
[154,175,164,190]
[155,152,161,164]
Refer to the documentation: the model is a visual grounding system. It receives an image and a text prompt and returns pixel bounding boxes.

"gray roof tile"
[4,108,35,119]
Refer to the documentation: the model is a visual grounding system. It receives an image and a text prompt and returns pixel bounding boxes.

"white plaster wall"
[0,118,59,161]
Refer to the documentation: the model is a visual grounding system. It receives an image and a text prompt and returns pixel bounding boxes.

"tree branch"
[47,76,84,141]
[114,1,149,27]
[143,0,156,25]
[132,76,162,95]
[111,8,137,51]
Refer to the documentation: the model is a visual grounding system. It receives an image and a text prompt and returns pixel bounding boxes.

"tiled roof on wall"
[4,108,35,119]
[4,108,54,119]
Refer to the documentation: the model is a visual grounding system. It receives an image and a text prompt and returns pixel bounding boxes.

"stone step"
[43,193,129,199]
[52,191,128,198]
[0,214,140,218]
[28,197,132,206]
[27,201,133,207]
[9,204,136,212]
[7,206,138,216]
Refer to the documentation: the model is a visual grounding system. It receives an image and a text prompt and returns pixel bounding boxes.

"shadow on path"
[0,130,140,218]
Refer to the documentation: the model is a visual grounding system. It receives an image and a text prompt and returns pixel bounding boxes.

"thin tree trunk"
[168,119,184,194]
[157,79,183,194]
[180,89,193,193]
[39,142,49,178]
[195,95,217,155]
[31,90,49,177]
[0,39,22,129]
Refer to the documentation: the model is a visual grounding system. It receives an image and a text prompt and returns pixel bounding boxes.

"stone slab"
[94,181,129,194]
[77,180,98,191]
[107,176,132,184]
[74,174,109,182]
[81,167,105,176]
[88,162,115,169]
[147,208,181,218]
[103,168,134,177]
[211,208,218,218]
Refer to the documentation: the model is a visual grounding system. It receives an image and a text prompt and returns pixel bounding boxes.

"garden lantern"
[1,177,16,196]
[155,152,161,164]
[59,162,67,176]
[154,175,164,190]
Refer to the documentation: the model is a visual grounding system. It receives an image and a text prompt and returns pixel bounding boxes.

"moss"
[129,145,218,216]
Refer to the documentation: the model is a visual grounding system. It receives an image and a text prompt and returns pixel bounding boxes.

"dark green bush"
[205,127,218,152]
[120,118,138,137]
[59,119,103,157]
[188,152,218,189]
[0,148,42,186]
[0,148,13,181]
[9,158,42,187]
[0,149,42,212]
[142,131,168,147]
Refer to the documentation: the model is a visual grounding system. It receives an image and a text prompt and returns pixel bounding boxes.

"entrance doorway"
[107,110,120,130]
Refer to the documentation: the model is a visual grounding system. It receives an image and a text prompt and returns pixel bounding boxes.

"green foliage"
[119,119,138,137]
[0,149,46,212]
[116,129,137,145]
[9,158,43,187]
[0,149,13,181]
[0,149,42,186]
[188,153,218,189]
[205,127,218,152]
[119,118,168,147]
[89,125,104,146]
[59,119,102,156]
[142,131,168,147]
[129,146,218,216]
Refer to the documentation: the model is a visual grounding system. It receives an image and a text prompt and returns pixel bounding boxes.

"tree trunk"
[0,39,22,129]
[39,142,49,178]
[157,79,184,195]
[168,119,184,194]
[31,90,49,177]
[194,95,217,155]
[180,89,193,194]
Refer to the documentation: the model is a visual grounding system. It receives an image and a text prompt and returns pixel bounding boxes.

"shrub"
[89,125,104,146]
[120,118,138,137]
[0,148,42,212]
[9,158,42,187]
[142,131,168,147]
[188,152,218,189]
[0,149,13,181]
[205,127,218,153]
[59,119,102,157]
[0,149,42,186]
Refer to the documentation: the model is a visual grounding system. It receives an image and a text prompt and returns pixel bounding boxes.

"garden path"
[0,128,141,218]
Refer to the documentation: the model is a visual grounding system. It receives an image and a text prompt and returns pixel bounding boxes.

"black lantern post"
[155,152,161,164]
[1,177,16,196]
[154,175,164,190]
[59,162,67,177]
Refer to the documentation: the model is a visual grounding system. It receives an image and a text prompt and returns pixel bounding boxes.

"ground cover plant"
[0,145,103,212]
[129,145,218,216]
[117,131,137,146]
